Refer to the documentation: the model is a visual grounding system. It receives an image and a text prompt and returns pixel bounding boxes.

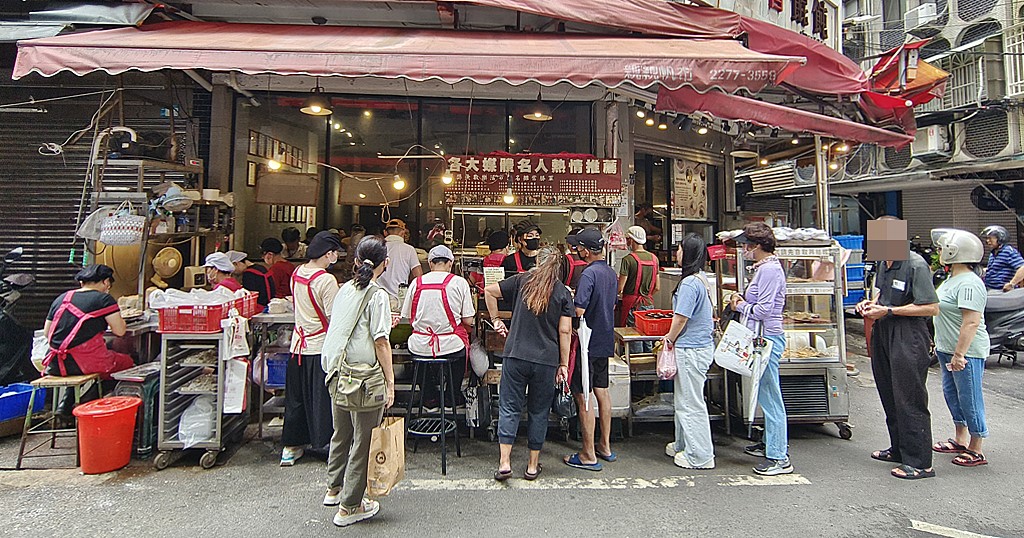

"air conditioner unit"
[904,3,937,31]
[951,109,1024,162]
[911,125,950,160]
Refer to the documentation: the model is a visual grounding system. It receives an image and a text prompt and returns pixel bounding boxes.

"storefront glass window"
[509,101,592,154]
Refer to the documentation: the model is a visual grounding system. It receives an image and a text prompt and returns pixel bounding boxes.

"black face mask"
[525,238,540,251]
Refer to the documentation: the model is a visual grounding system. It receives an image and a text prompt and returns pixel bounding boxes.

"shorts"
[570,355,609,394]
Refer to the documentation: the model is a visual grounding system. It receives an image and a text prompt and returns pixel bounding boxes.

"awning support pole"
[814,135,831,236]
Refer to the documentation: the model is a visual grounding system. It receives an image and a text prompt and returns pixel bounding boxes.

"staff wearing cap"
[378,218,423,300]
[980,225,1024,291]
[502,224,542,277]
[42,264,134,414]
[618,226,660,327]
[401,245,476,408]
[228,250,276,307]
[472,231,510,293]
[204,252,242,292]
[281,231,343,467]
[562,228,588,290]
[261,237,296,299]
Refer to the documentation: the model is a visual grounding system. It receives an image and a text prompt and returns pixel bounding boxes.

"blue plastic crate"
[267,353,289,388]
[846,263,865,282]
[843,289,865,307]
[835,235,865,250]
[0,383,46,422]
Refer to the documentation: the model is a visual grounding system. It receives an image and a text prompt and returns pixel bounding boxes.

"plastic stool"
[405,357,461,475]
[16,374,101,469]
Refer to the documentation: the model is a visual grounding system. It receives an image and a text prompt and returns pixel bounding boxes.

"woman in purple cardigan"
[730,223,792,476]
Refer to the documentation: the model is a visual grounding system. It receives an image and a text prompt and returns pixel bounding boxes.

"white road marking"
[401,474,809,491]
[0,469,112,487]
[911,520,1001,538]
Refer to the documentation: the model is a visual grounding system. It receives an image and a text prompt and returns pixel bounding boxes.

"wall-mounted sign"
[971,184,1016,212]
[671,158,708,220]
[255,172,319,207]
[443,153,622,206]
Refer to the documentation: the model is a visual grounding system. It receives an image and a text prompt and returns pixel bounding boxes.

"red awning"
[458,0,868,95]
[13,21,804,93]
[656,86,914,148]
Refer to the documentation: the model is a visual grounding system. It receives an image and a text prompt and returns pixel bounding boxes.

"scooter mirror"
[4,247,23,263]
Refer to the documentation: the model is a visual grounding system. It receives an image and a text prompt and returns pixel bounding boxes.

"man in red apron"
[228,250,276,308]
[204,252,242,292]
[282,232,342,466]
[563,231,589,290]
[43,264,134,414]
[617,226,661,327]
[472,230,510,293]
[401,245,476,409]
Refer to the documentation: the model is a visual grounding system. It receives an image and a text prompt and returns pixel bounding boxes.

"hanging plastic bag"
[223,358,248,414]
[178,395,216,448]
[463,378,479,428]
[657,340,677,380]
[469,339,489,377]
[221,315,250,358]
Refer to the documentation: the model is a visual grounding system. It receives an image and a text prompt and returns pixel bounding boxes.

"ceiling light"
[524,90,553,122]
[657,115,668,130]
[790,134,800,145]
[502,188,516,204]
[636,109,647,118]
[267,159,282,171]
[358,193,366,199]
[697,122,709,135]
[346,131,353,138]
[645,117,655,127]
[363,110,372,118]
[836,142,850,153]
[509,138,516,145]
[393,174,406,191]
[300,78,332,116]
[759,157,769,165]
[441,171,454,185]
[333,122,341,130]
[770,128,780,138]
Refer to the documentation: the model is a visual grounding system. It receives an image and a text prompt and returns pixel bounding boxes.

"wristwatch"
[887,307,894,317]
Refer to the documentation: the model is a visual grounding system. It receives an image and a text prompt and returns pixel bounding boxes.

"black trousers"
[44,358,113,415]
[870,316,933,469]
[282,353,334,452]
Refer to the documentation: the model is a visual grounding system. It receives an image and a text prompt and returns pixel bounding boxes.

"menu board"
[671,158,708,220]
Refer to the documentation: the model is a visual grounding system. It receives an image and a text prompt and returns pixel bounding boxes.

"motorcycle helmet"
[981,225,1009,245]
[930,227,957,247]
[935,229,985,265]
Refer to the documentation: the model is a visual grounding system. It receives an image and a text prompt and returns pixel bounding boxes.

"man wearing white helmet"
[932,230,990,468]
[980,225,1024,291]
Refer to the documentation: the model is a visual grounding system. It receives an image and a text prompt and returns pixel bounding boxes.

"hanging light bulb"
[393,174,406,191]
[502,188,516,204]
[358,193,367,199]
[645,117,655,127]
[835,141,850,153]
[828,161,840,171]
[300,78,332,116]
[759,157,769,166]
[657,115,668,130]
[524,90,553,122]
[697,122,709,135]
[441,171,454,185]
[636,109,647,119]
[333,122,341,130]
[267,159,282,171]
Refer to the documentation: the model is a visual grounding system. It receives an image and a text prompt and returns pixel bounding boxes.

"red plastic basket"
[158,293,260,333]
[634,309,674,336]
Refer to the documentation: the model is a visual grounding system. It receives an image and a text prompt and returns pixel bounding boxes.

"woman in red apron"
[204,252,242,292]
[42,264,134,414]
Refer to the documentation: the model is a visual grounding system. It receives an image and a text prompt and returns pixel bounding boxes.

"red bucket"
[73,396,142,474]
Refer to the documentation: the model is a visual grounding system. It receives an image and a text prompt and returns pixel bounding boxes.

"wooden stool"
[16,374,101,470]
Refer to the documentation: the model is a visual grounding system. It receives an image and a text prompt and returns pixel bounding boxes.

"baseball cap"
[204,252,235,273]
[225,250,248,264]
[626,226,647,244]
[260,237,284,254]
[428,244,455,262]
[567,228,606,252]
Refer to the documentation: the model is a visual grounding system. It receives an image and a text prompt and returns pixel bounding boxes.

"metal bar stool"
[16,374,101,469]
[405,357,461,475]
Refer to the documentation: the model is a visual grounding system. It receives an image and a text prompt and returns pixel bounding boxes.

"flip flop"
[932,438,967,454]
[952,450,988,467]
[870,449,900,463]
[493,468,513,482]
[524,463,543,481]
[563,453,603,472]
[891,464,935,480]
[597,451,618,463]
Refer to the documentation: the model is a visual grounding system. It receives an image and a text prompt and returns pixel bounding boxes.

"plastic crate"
[267,353,289,388]
[843,289,865,307]
[0,383,46,422]
[158,293,260,333]
[634,310,674,336]
[834,235,864,250]
[846,263,865,282]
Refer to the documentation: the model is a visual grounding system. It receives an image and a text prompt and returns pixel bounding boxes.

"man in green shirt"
[618,226,660,327]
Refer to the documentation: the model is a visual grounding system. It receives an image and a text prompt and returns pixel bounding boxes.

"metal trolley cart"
[154,332,248,469]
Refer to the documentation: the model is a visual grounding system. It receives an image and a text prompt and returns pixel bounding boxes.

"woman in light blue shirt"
[663,233,716,470]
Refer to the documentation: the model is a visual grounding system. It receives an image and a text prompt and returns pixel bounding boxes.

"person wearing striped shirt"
[981,226,1024,291]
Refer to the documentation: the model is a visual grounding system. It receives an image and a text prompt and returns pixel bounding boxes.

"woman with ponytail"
[484,246,575,481]
[320,236,394,527]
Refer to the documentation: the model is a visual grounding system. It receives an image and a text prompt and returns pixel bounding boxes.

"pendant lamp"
[301,78,332,116]
[523,90,552,122]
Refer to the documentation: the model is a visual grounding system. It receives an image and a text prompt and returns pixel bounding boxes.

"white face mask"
[742,245,756,261]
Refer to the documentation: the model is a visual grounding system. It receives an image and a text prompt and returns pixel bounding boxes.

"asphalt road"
[1,322,1020,537]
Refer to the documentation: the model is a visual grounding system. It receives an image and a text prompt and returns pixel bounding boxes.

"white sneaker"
[665,442,680,458]
[674,453,715,469]
[280,446,304,466]
[323,488,341,506]
[333,499,380,527]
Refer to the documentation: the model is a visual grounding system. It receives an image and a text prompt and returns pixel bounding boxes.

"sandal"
[952,450,988,467]
[563,453,603,472]
[524,463,543,481]
[891,464,935,480]
[493,468,513,482]
[597,451,618,463]
[932,438,967,454]
[870,449,900,463]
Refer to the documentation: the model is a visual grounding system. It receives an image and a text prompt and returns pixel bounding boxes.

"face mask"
[525,238,540,251]
[742,246,756,261]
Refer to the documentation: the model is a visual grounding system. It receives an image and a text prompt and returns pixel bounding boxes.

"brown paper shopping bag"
[366,416,405,498]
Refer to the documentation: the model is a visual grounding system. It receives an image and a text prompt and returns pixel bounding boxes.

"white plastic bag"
[178,395,216,448]
[223,359,248,414]
[469,340,489,377]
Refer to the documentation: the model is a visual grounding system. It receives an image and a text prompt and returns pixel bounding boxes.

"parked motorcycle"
[0,247,39,385]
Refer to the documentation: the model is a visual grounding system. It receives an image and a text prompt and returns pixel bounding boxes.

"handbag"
[656,340,677,380]
[325,284,388,411]
[713,318,773,377]
[551,380,576,419]
[99,199,146,246]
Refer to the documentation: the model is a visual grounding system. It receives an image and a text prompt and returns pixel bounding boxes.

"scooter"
[0,247,39,385]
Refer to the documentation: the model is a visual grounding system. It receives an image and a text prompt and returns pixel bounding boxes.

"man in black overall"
[856,218,939,479]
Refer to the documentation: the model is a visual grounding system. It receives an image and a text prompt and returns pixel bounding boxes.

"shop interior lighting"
[266,159,282,171]
[644,116,656,127]
[790,134,801,145]
[657,115,669,130]
[363,110,372,118]
[300,78,332,116]
[524,90,553,122]
[502,188,516,204]
[828,161,840,171]
[835,141,850,153]
[392,174,406,191]
[696,121,709,135]
[759,157,769,165]
[333,122,342,130]
[358,193,367,199]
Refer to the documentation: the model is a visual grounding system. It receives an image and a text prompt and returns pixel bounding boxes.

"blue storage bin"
[0,383,46,422]
[843,289,865,307]
[846,263,865,282]
[835,235,864,250]
[267,353,289,388]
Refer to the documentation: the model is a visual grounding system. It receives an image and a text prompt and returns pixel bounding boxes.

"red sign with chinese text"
[769,0,784,12]
[443,153,622,206]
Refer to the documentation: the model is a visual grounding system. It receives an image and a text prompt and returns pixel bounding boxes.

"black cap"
[486,230,510,251]
[521,223,542,235]
[567,228,606,252]
[306,231,343,259]
[75,264,115,283]
[260,237,284,254]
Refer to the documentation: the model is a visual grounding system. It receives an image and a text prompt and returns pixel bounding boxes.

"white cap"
[627,226,647,244]
[428,244,454,261]
[225,250,247,264]
[203,252,235,273]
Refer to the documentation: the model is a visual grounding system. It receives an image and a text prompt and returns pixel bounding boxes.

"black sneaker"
[743,442,766,458]
[753,457,793,476]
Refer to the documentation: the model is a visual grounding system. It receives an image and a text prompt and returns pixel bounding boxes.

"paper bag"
[367,416,405,498]
[223,358,249,414]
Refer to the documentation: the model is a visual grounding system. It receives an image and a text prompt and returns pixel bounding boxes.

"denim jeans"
[628,304,655,354]
[497,357,557,450]
[758,334,789,461]
[936,351,989,438]
[671,344,715,466]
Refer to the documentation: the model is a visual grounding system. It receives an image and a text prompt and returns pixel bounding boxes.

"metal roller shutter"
[903,183,1019,250]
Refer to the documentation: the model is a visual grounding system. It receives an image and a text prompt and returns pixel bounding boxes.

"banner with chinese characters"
[443,153,622,206]
[671,159,708,221]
